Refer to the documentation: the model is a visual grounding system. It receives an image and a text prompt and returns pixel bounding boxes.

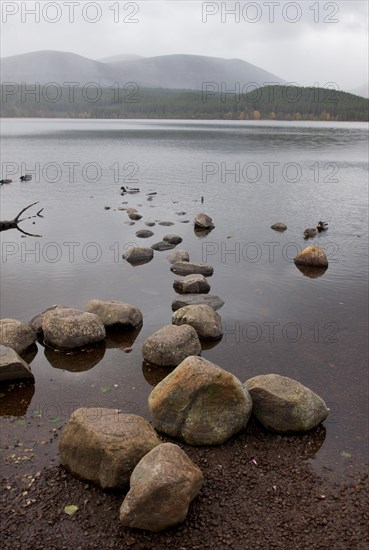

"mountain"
[99,54,144,63]
[349,83,369,99]
[0,50,285,91]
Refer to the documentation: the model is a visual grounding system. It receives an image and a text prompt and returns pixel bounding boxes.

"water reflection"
[142,361,174,386]
[21,344,38,364]
[44,342,106,372]
[295,264,328,279]
[105,326,142,351]
[194,226,214,238]
[0,381,35,416]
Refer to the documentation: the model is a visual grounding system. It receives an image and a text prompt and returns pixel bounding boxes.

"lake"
[0,118,368,478]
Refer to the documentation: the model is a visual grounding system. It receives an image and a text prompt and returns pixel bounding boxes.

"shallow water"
[0,118,368,478]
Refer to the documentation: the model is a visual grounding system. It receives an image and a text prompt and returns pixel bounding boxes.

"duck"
[20,175,32,181]
[0,179,12,184]
[120,186,140,195]
[317,221,328,231]
[304,221,329,238]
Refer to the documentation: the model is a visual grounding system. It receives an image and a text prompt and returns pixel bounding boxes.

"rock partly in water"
[28,305,67,335]
[294,246,328,268]
[151,241,176,252]
[0,345,35,382]
[123,247,154,266]
[172,304,222,340]
[59,408,161,489]
[136,229,154,238]
[129,212,142,221]
[42,308,106,351]
[0,319,37,355]
[85,299,143,329]
[172,294,224,311]
[142,325,201,367]
[171,261,214,277]
[271,221,287,232]
[144,221,156,227]
[194,213,214,229]
[163,234,183,245]
[120,442,203,532]
[173,274,210,294]
[245,374,329,433]
[167,250,190,264]
[158,221,174,226]
[149,356,252,445]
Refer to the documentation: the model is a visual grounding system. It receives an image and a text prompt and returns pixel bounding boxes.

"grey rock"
[158,221,174,226]
[173,274,210,294]
[59,408,161,489]
[129,212,142,221]
[144,221,156,227]
[43,307,106,351]
[172,294,224,311]
[172,304,222,340]
[28,305,67,335]
[0,345,34,382]
[163,234,183,245]
[123,247,154,266]
[245,374,329,433]
[120,443,203,532]
[167,250,190,264]
[149,356,252,445]
[151,241,176,251]
[171,261,214,277]
[85,299,143,329]
[0,318,37,355]
[142,325,201,367]
[194,213,214,229]
[136,229,154,238]
[271,221,287,232]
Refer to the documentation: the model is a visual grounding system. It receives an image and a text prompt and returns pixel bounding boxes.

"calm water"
[0,118,368,478]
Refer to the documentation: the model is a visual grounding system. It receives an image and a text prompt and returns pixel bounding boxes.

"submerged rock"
[120,443,203,532]
[172,294,224,311]
[158,221,174,226]
[163,234,183,245]
[294,246,328,268]
[245,374,329,433]
[167,250,190,264]
[59,408,161,489]
[151,241,176,252]
[149,356,252,445]
[173,274,210,294]
[0,318,36,355]
[136,229,154,238]
[42,308,105,351]
[85,299,142,329]
[0,345,34,382]
[123,247,154,266]
[172,304,222,340]
[171,261,214,277]
[271,221,287,232]
[142,325,201,367]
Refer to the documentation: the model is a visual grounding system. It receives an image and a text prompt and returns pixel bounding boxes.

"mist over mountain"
[0,50,286,91]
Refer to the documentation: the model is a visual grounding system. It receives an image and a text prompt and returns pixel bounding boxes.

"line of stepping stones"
[0,212,330,532]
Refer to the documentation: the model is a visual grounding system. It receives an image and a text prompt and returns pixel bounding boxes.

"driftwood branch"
[0,202,43,237]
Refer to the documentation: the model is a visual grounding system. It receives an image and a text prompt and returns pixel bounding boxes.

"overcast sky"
[0,1,368,91]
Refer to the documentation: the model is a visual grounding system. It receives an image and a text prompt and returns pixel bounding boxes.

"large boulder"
[167,250,190,264]
[294,246,328,268]
[172,294,224,311]
[42,307,106,351]
[149,356,252,445]
[171,261,214,277]
[0,345,34,382]
[245,374,329,433]
[123,247,154,266]
[0,318,36,355]
[59,408,161,489]
[28,305,68,335]
[120,443,203,532]
[142,325,201,367]
[85,299,142,329]
[194,213,214,229]
[173,274,210,294]
[172,305,222,341]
